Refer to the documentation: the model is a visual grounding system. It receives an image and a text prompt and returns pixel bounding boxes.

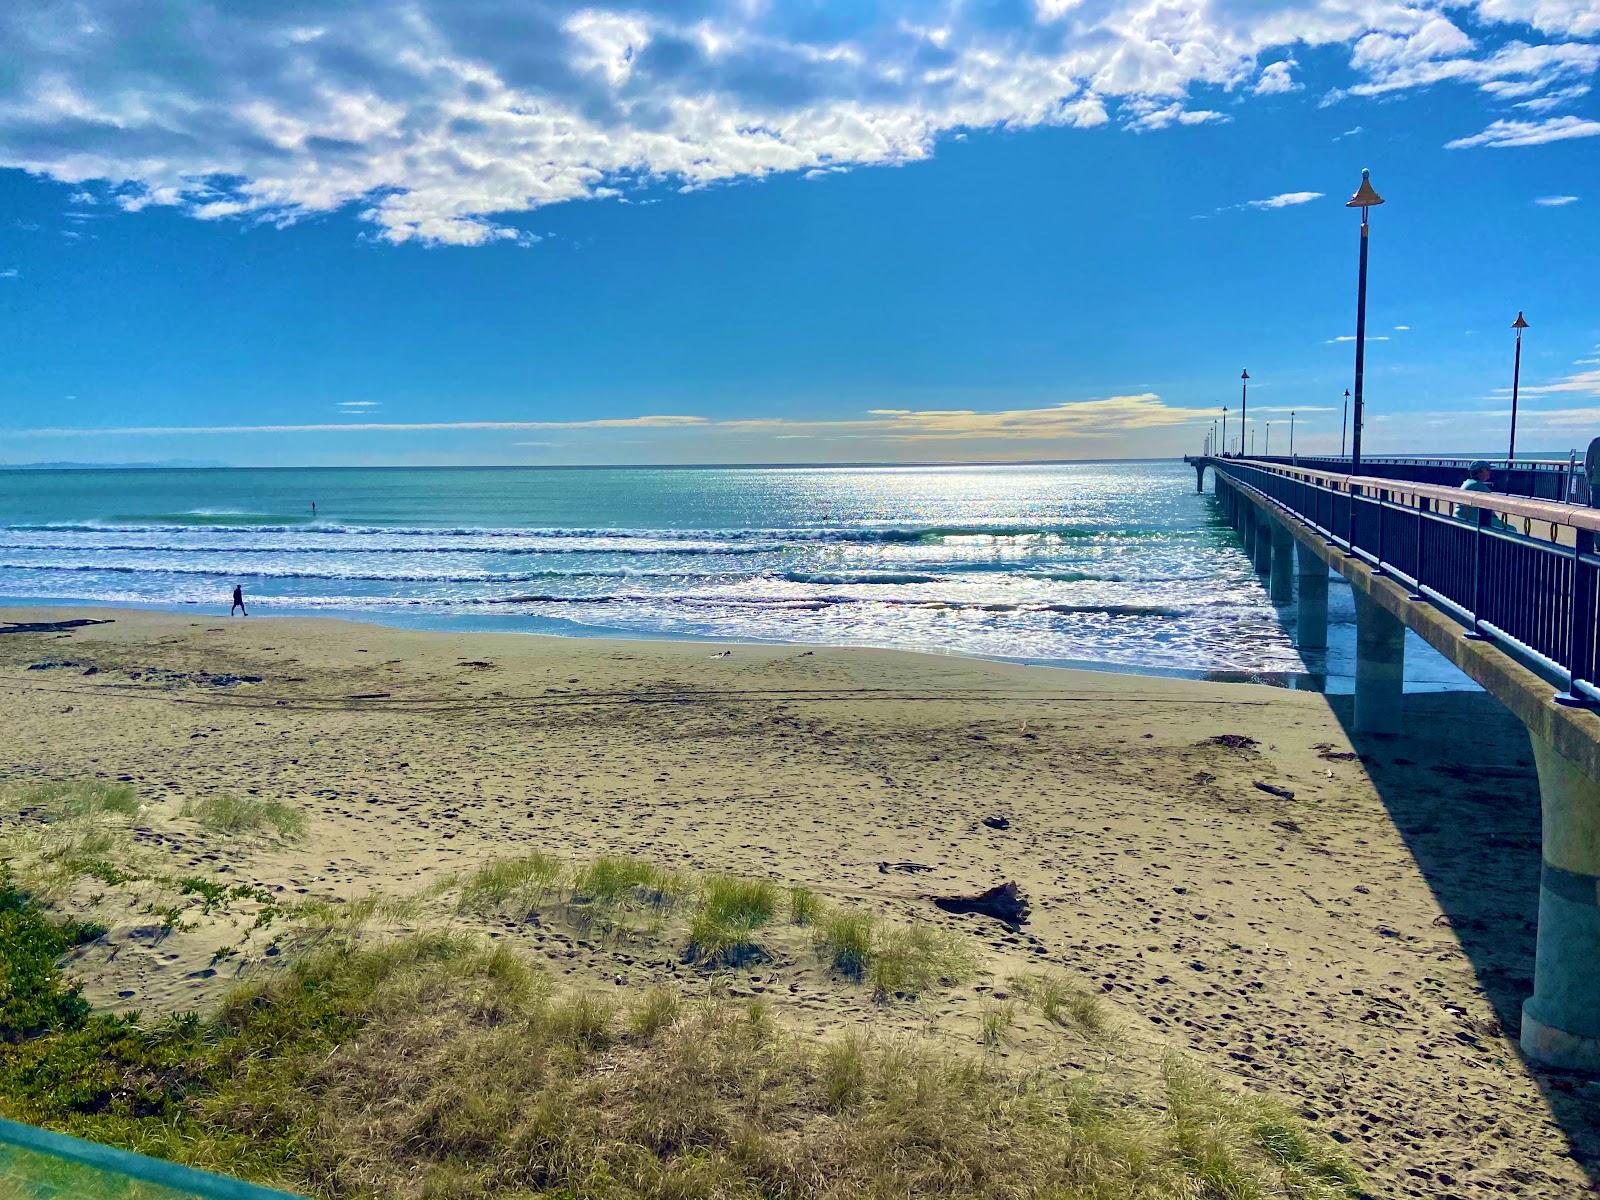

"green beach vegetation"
[0,872,1361,1200]
[0,781,1361,1198]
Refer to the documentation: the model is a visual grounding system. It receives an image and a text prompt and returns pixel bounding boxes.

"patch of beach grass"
[0,875,1360,1200]
[688,875,779,964]
[571,854,690,909]
[813,907,973,998]
[1011,971,1111,1036]
[788,884,821,925]
[181,793,305,839]
[868,919,976,999]
[456,851,565,918]
[1164,1056,1361,1197]
[979,998,1016,1050]
[13,780,142,822]
[815,907,876,978]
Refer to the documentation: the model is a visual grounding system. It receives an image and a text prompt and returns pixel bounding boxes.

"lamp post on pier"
[1509,311,1529,462]
[1221,407,1228,458]
[1290,410,1296,459]
[1265,421,1272,457]
[1345,169,1384,472]
[1341,389,1349,458]
[1239,370,1250,456]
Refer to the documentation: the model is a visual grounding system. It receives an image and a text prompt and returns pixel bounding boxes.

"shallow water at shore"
[0,461,1474,692]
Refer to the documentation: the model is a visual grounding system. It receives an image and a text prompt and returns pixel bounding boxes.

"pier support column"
[1252,510,1273,576]
[1522,731,1600,1071]
[1294,542,1329,649]
[1352,589,1403,734]
[1241,504,1256,556]
[1269,523,1294,603]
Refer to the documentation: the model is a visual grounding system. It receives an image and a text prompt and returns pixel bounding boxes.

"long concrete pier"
[1197,456,1600,1072]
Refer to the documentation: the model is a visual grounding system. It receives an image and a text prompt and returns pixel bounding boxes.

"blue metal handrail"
[1245,455,1584,503]
[1214,459,1600,705]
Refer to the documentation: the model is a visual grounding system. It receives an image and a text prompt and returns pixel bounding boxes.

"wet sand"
[1,606,1596,1198]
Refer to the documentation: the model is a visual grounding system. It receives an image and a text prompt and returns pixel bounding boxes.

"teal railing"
[0,1117,305,1200]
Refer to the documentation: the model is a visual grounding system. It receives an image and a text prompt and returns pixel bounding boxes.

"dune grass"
[181,793,306,839]
[687,875,779,964]
[1010,970,1111,1036]
[0,877,1360,1199]
[16,780,142,822]
[455,851,564,918]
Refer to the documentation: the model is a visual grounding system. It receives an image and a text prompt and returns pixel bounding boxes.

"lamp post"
[1221,407,1228,458]
[1240,370,1250,456]
[1341,389,1350,458]
[1250,429,1256,456]
[1265,421,1272,457]
[1290,410,1296,458]
[1509,311,1529,462]
[1346,169,1383,472]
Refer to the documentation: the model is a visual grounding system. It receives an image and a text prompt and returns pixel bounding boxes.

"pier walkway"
[1185,453,1600,1072]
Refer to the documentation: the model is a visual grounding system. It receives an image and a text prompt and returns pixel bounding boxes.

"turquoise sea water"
[0,461,1472,690]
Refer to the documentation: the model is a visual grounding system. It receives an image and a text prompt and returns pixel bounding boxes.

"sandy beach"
[2,605,1597,1198]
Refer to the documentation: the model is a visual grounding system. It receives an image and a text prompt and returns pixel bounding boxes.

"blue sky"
[1,0,1597,467]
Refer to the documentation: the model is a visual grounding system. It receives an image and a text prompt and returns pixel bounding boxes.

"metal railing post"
[1466,506,1489,640]
[1557,527,1594,705]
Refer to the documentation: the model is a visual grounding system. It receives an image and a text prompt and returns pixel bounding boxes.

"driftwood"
[932,881,1030,928]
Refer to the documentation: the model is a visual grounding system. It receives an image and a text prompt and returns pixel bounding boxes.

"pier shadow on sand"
[1326,688,1600,1186]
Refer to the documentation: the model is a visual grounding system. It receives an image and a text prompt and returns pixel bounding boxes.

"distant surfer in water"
[311,500,316,516]
[231,584,247,617]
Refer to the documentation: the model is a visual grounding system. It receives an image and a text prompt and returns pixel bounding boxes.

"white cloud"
[1254,59,1300,95]
[1245,190,1323,209]
[1517,368,1600,397]
[1474,0,1600,38]
[337,400,382,408]
[1446,114,1600,148]
[0,267,17,279]
[1394,324,1411,330]
[1334,125,1364,139]
[8,393,1220,444]
[1534,193,1580,204]
[2,2,1599,244]
[1326,334,1390,343]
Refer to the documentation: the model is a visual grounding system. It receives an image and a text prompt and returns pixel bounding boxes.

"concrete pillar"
[1269,523,1294,603]
[1294,542,1329,649]
[1352,588,1403,734]
[1194,464,1206,494]
[1252,510,1273,576]
[1241,504,1256,557]
[1520,731,1600,1071]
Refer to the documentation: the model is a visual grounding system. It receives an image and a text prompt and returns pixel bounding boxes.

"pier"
[1187,453,1600,1072]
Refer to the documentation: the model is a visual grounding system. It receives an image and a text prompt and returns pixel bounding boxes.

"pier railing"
[1245,455,1585,503]
[1214,458,1600,705]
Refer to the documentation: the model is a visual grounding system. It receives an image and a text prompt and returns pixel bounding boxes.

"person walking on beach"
[231,584,248,617]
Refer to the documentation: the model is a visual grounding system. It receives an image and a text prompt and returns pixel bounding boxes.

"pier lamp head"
[1346,169,1383,209]
[1344,388,1350,400]
[1513,311,1529,332]
[1241,369,1250,381]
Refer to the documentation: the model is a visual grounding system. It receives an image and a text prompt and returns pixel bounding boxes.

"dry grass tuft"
[1011,971,1112,1036]
[181,793,306,839]
[455,851,564,918]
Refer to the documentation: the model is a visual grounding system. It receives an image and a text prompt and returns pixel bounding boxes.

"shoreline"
[0,603,1591,1196]
[0,594,1479,696]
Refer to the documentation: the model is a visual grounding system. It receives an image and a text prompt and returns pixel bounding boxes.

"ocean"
[0,460,1473,691]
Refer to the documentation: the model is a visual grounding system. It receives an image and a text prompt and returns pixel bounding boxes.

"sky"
[1,0,1598,467]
